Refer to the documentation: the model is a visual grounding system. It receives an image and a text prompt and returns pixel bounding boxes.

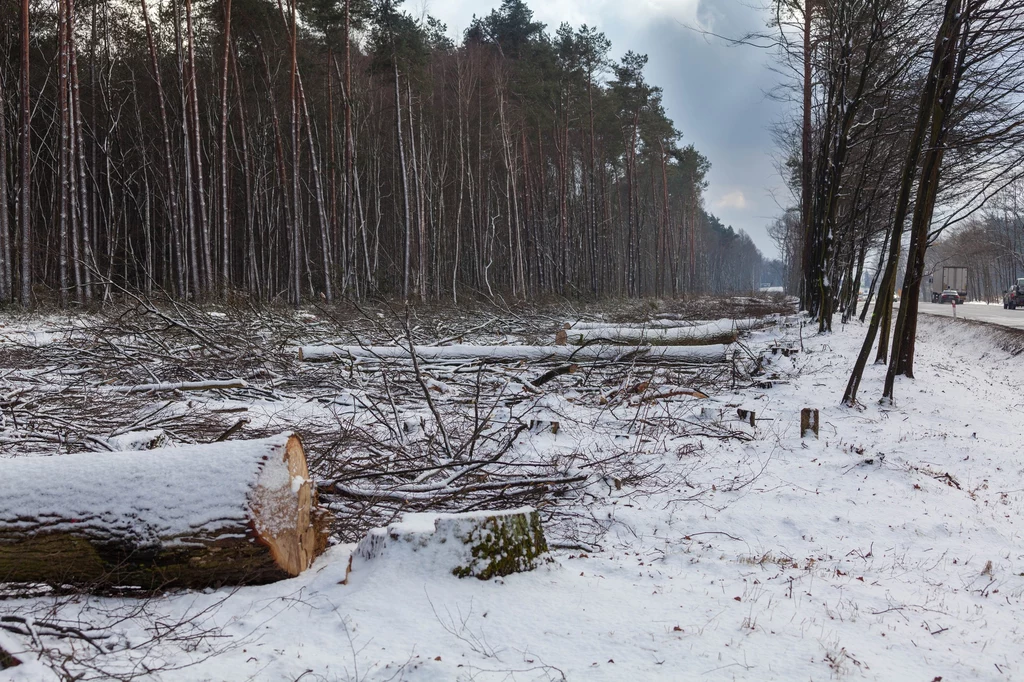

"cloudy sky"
[415,0,793,259]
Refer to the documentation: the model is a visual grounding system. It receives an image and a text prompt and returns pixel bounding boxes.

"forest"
[0,0,767,307]
[766,0,1024,404]
[8,3,1024,679]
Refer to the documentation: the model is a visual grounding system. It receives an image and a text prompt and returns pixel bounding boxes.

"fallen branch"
[333,474,588,503]
[105,379,248,393]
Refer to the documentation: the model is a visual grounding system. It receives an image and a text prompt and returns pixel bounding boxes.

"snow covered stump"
[0,433,327,591]
[0,643,19,670]
[356,509,549,580]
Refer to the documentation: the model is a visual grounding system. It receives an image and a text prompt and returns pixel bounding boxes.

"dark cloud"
[424,0,791,258]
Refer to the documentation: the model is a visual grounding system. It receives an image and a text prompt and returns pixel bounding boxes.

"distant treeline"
[0,0,764,306]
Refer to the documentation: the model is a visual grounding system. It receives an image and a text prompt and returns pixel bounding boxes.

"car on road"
[939,289,962,304]
[1004,284,1024,309]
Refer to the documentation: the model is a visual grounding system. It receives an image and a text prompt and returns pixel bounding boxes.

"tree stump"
[0,643,19,670]
[356,508,549,580]
[0,433,327,591]
[801,408,820,438]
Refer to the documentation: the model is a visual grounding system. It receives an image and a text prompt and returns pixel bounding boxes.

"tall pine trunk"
[19,0,31,306]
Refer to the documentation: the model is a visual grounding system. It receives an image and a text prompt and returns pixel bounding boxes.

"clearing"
[1,298,1021,682]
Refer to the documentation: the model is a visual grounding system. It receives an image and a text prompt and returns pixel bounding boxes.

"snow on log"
[568,317,765,331]
[0,433,325,590]
[562,321,743,346]
[355,508,549,580]
[297,343,732,364]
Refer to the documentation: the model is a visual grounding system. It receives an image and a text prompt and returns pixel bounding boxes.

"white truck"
[929,266,967,303]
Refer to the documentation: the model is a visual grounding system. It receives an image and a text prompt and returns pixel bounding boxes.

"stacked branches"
[1,299,777,547]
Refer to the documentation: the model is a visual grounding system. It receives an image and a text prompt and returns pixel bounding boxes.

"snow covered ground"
[3,309,1023,681]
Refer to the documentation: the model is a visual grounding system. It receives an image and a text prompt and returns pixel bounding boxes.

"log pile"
[0,433,326,591]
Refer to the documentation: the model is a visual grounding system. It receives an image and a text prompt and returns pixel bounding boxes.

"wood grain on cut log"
[0,433,326,590]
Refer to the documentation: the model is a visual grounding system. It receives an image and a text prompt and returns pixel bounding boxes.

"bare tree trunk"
[0,74,10,303]
[256,41,293,301]
[140,0,185,297]
[171,0,200,297]
[327,48,339,293]
[626,111,640,296]
[230,40,256,298]
[58,0,71,307]
[19,0,31,306]
[219,0,233,295]
[289,0,301,305]
[69,0,93,303]
[658,141,669,297]
[587,69,598,295]
[842,0,960,406]
[185,0,212,294]
[884,1,966,399]
[297,76,333,302]
[130,74,154,294]
[800,0,814,311]
[394,63,412,301]
[407,81,426,301]
[345,0,354,296]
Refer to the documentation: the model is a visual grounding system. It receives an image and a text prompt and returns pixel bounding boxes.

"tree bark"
[0,434,325,590]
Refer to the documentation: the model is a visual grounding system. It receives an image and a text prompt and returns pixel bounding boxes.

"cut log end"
[252,435,318,577]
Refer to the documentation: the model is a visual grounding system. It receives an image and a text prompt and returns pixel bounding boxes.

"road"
[915,301,1024,330]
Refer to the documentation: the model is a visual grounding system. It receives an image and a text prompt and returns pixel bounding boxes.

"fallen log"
[568,317,765,331]
[562,322,742,346]
[298,343,732,364]
[0,433,325,591]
